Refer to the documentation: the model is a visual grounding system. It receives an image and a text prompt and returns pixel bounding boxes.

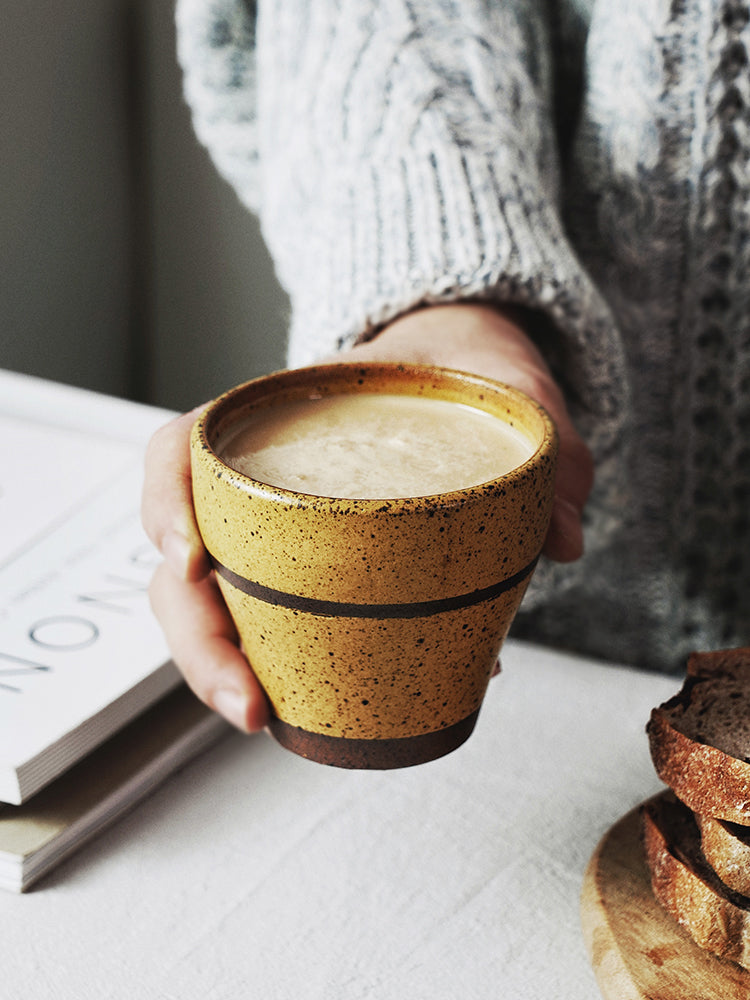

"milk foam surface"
[217,393,534,499]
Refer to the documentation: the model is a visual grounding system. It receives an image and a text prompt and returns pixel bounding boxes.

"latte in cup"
[216,392,535,500]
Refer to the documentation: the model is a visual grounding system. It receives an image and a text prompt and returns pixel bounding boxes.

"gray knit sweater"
[175,0,750,673]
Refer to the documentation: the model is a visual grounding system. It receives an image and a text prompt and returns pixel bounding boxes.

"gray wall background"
[1,1,288,413]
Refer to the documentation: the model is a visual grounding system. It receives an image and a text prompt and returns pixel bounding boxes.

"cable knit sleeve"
[175,0,260,210]
[176,0,627,469]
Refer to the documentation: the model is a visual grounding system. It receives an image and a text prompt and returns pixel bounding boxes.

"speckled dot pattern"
[191,363,558,767]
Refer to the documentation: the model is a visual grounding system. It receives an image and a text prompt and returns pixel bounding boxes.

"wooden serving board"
[580,800,750,999]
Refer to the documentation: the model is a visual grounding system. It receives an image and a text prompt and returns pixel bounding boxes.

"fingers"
[141,407,210,583]
[528,378,594,563]
[142,406,269,733]
[541,418,594,562]
[149,563,270,732]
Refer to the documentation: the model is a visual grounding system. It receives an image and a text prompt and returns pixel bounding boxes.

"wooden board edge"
[580,796,750,1000]
[580,808,646,1000]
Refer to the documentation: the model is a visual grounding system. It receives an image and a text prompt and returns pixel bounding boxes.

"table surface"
[2,636,677,1000]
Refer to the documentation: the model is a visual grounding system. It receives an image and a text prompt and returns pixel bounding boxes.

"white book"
[0,371,184,804]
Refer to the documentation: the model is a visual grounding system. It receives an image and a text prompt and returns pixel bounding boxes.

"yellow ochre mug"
[190,363,558,768]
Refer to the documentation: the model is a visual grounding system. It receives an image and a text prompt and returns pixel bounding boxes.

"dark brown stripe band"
[211,555,538,619]
[269,709,480,769]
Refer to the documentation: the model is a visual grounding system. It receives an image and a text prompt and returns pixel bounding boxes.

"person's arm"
[176,2,625,442]
[146,0,623,731]
[247,1,626,453]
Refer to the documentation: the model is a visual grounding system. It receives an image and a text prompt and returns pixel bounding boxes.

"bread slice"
[642,791,750,969]
[697,812,750,897]
[646,647,750,824]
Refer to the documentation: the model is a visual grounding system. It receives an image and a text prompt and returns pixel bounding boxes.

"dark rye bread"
[646,647,750,825]
[642,791,750,969]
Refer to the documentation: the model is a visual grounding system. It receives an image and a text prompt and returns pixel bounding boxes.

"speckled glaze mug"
[191,363,558,769]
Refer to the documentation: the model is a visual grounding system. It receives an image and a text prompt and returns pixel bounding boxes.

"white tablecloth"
[2,639,677,999]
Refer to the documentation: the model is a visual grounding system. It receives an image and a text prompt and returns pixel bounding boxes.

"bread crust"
[647,710,750,824]
[641,793,750,969]
[646,647,750,824]
[698,813,750,897]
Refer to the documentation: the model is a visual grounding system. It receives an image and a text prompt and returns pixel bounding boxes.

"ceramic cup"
[190,363,558,769]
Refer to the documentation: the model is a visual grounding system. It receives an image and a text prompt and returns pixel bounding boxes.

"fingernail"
[162,530,192,579]
[213,688,250,732]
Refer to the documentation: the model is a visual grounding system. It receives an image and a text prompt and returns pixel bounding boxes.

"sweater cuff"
[279,140,626,455]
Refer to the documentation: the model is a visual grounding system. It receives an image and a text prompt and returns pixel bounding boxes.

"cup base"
[268,709,480,769]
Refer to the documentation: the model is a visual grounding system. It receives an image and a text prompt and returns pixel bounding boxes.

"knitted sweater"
[175,0,750,673]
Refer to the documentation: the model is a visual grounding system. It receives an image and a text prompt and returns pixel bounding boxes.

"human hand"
[141,302,592,731]
[142,405,272,733]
